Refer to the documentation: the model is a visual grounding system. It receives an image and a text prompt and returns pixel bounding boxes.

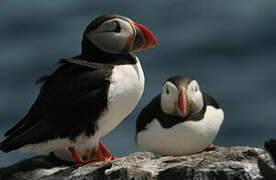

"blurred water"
[1,0,276,167]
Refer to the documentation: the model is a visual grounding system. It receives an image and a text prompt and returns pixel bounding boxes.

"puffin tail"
[265,139,276,164]
[0,138,16,153]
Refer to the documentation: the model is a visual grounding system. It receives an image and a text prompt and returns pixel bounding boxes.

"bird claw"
[205,144,216,151]
[100,156,121,162]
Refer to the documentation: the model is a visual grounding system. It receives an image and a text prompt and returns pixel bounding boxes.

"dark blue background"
[1,0,276,167]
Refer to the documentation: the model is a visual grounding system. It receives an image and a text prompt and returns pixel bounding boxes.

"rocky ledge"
[0,146,273,180]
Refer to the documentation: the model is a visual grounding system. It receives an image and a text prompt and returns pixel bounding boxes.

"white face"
[161,80,204,117]
[161,81,179,115]
[186,80,204,115]
[86,18,134,54]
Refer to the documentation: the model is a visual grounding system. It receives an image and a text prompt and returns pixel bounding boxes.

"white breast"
[97,56,145,138]
[136,106,224,155]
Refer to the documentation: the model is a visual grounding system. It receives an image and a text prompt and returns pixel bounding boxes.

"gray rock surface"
[1,146,271,180]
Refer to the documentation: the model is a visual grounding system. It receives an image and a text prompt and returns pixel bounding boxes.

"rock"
[0,152,74,180]
[0,146,271,180]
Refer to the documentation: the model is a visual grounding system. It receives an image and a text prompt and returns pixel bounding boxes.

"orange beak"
[128,22,158,51]
[178,87,188,117]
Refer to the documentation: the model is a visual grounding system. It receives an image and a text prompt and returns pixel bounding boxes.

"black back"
[0,59,114,152]
[136,93,220,134]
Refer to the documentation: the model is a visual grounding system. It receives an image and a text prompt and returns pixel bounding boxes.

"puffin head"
[82,14,157,55]
[160,76,204,118]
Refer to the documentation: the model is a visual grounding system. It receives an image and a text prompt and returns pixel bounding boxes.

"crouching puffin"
[0,14,157,164]
[136,75,224,155]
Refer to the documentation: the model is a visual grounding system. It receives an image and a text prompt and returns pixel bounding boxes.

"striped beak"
[178,87,189,117]
[127,22,158,52]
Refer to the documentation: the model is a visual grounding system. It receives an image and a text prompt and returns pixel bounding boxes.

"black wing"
[135,95,160,134]
[0,59,113,152]
[203,92,220,109]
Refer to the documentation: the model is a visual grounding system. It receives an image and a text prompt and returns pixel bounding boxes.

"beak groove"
[179,88,188,117]
[129,22,158,51]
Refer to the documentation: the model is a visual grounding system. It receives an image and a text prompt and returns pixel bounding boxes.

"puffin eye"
[166,87,169,94]
[113,21,121,33]
[195,86,198,92]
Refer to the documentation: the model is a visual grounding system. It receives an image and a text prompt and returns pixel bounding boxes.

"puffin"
[0,14,157,164]
[258,139,276,179]
[135,75,224,155]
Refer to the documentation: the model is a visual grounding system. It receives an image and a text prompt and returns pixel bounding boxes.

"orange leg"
[99,142,112,157]
[68,142,120,164]
[68,146,99,164]
[98,142,120,161]
[96,147,120,162]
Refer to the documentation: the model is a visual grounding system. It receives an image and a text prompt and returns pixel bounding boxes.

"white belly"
[136,106,224,155]
[98,57,145,137]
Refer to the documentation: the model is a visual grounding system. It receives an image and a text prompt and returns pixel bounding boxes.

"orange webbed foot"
[68,142,120,164]
[205,144,216,151]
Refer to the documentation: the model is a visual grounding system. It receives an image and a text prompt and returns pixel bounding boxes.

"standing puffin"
[0,14,157,164]
[136,75,223,155]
